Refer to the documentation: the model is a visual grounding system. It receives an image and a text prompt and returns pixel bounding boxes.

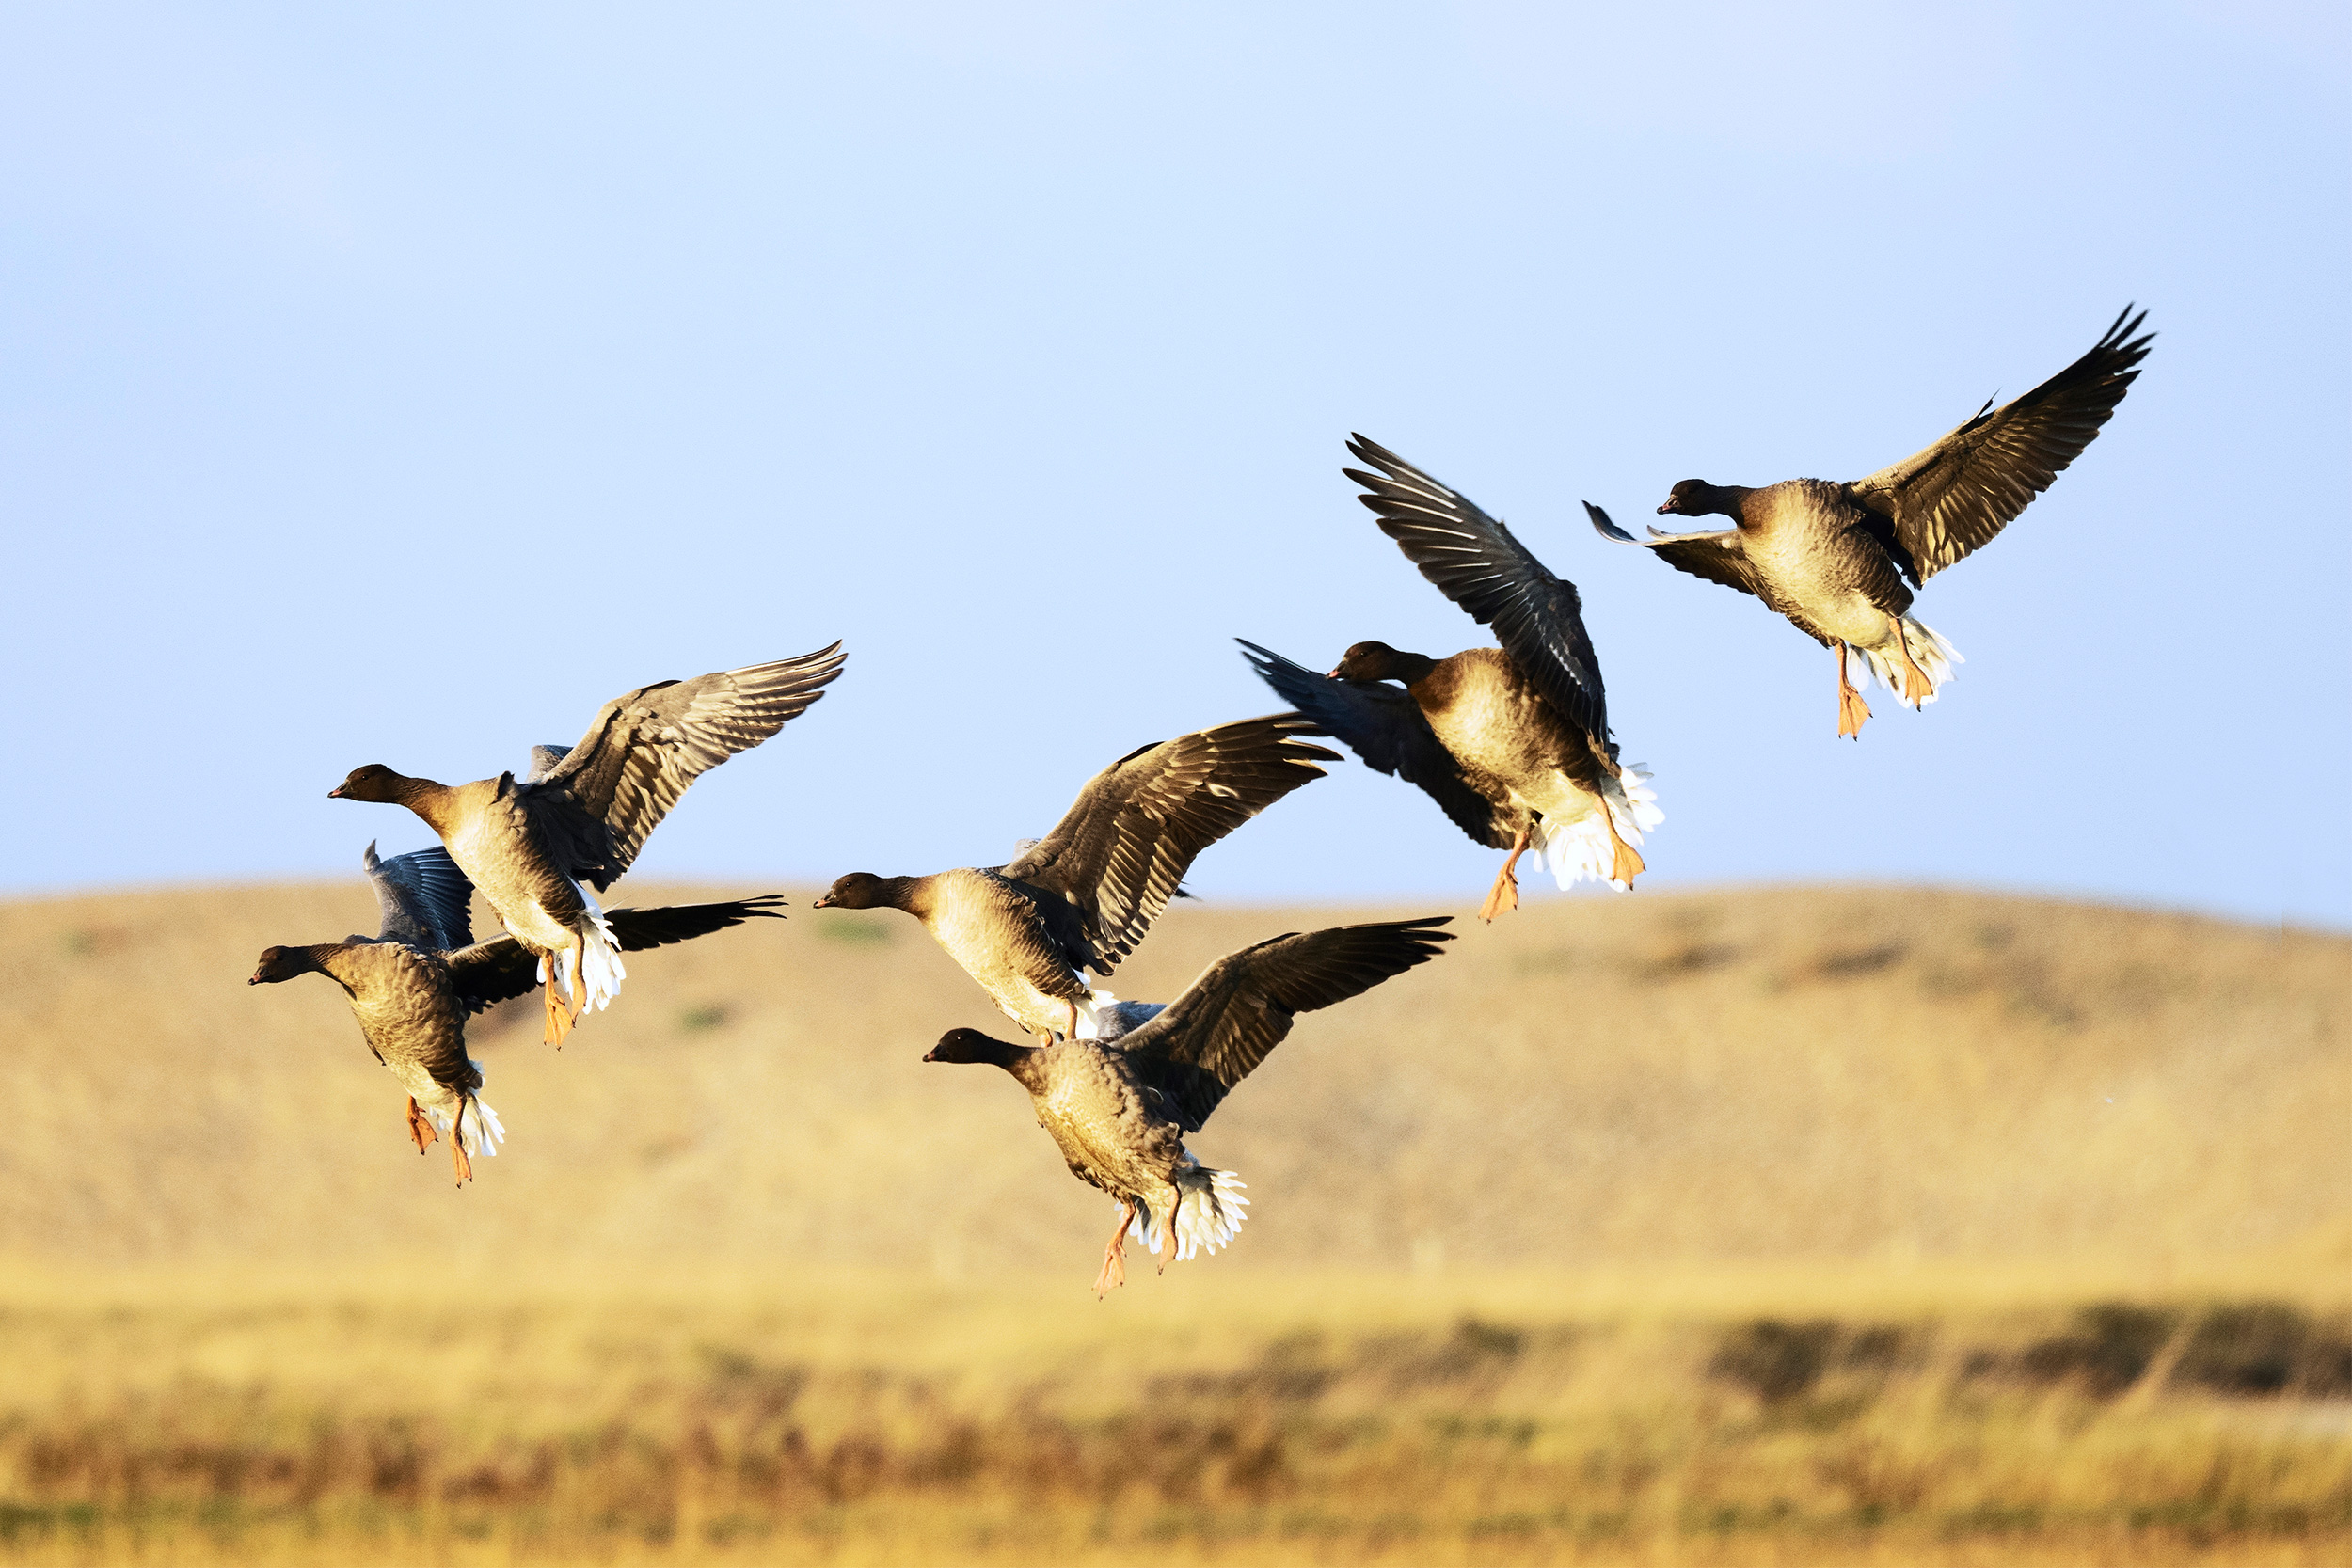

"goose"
[1591,306,2153,736]
[1241,437,1660,921]
[329,643,842,1043]
[813,714,1337,1045]
[924,916,1452,1294]
[248,842,784,1181]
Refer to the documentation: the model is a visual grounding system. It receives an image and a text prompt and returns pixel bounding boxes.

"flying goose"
[1591,306,2153,736]
[1242,437,1660,921]
[248,842,784,1181]
[813,714,1337,1045]
[925,916,1453,1294]
[329,643,842,1043]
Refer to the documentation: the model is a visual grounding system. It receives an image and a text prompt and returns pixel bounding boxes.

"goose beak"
[810,894,834,909]
[326,785,345,799]
[1326,667,1344,679]
[920,1046,939,1062]
[1655,502,1674,515]
[246,973,263,985]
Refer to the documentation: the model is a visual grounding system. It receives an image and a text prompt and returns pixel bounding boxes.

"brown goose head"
[1329,641,1438,685]
[923,1027,1026,1068]
[248,944,324,985]
[1658,480,1745,519]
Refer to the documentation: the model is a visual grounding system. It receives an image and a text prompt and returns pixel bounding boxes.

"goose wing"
[1238,640,1512,850]
[998,714,1337,974]
[363,841,475,951]
[1118,917,1454,1132]
[530,642,846,888]
[1847,306,2153,582]
[1585,502,1767,601]
[444,895,787,1013]
[1346,435,1609,742]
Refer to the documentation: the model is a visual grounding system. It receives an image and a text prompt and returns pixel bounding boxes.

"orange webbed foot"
[405,1097,437,1155]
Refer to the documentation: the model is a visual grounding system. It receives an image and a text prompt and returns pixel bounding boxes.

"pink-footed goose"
[925,916,1452,1295]
[1591,307,2153,736]
[249,842,783,1181]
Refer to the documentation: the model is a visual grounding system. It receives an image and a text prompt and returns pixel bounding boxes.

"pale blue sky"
[3,3,2345,927]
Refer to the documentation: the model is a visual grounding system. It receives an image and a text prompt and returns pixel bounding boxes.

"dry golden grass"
[0,1266,2347,1565]
[0,879,2345,1563]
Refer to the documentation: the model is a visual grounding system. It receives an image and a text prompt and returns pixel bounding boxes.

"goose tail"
[1850,618,1963,710]
[424,1093,505,1160]
[1531,764,1662,893]
[1129,1155,1249,1263]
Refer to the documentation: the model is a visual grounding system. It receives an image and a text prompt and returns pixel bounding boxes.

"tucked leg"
[405,1097,437,1155]
[1891,622,1933,706]
[1836,643,1873,739]
[448,1100,474,1184]
[1094,1198,1136,1298]
[1597,799,1646,888]
[1478,824,1532,923]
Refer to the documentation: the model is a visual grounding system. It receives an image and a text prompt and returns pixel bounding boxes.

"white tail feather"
[1529,763,1662,894]
[1125,1157,1249,1263]
[424,1093,504,1159]
[1848,618,1963,709]
[554,895,627,1013]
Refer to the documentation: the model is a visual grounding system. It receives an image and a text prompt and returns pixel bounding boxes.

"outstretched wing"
[1237,640,1511,850]
[443,895,787,1014]
[1346,435,1609,742]
[1118,918,1454,1132]
[531,642,846,888]
[1848,306,2153,582]
[363,840,475,951]
[999,714,1337,974]
[1585,502,1767,601]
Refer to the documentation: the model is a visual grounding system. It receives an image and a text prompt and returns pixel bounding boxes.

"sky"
[2,2,2345,928]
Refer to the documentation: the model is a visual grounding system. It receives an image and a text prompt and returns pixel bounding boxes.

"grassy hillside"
[0,879,2343,1274]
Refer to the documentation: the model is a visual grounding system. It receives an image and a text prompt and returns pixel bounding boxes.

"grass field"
[0,879,2344,1562]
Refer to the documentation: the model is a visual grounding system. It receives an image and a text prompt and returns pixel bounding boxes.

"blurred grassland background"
[0,878,2345,1564]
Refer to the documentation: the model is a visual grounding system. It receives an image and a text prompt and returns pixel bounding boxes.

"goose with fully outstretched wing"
[1590,307,2153,736]
[924,916,1452,1295]
[814,714,1337,1049]
[1242,436,1660,921]
[329,643,842,1043]
[248,843,784,1182]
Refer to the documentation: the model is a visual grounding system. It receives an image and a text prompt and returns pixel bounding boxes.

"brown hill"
[1,879,2343,1275]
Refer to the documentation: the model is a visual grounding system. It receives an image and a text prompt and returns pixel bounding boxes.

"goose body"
[332,643,843,1040]
[1592,307,2152,736]
[251,842,786,1180]
[926,916,1453,1294]
[816,715,1336,1043]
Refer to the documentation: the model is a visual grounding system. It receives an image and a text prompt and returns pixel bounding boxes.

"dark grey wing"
[1848,306,2153,581]
[1586,503,1768,601]
[441,896,787,1013]
[1119,918,1454,1132]
[1346,436,1608,742]
[532,642,846,889]
[1238,640,1511,850]
[998,714,1338,974]
[607,895,787,950]
[362,840,476,951]
[444,937,542,1015]
[525,744,571,783]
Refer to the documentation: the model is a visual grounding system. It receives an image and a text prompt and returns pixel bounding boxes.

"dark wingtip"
[1585,502,1640,543]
